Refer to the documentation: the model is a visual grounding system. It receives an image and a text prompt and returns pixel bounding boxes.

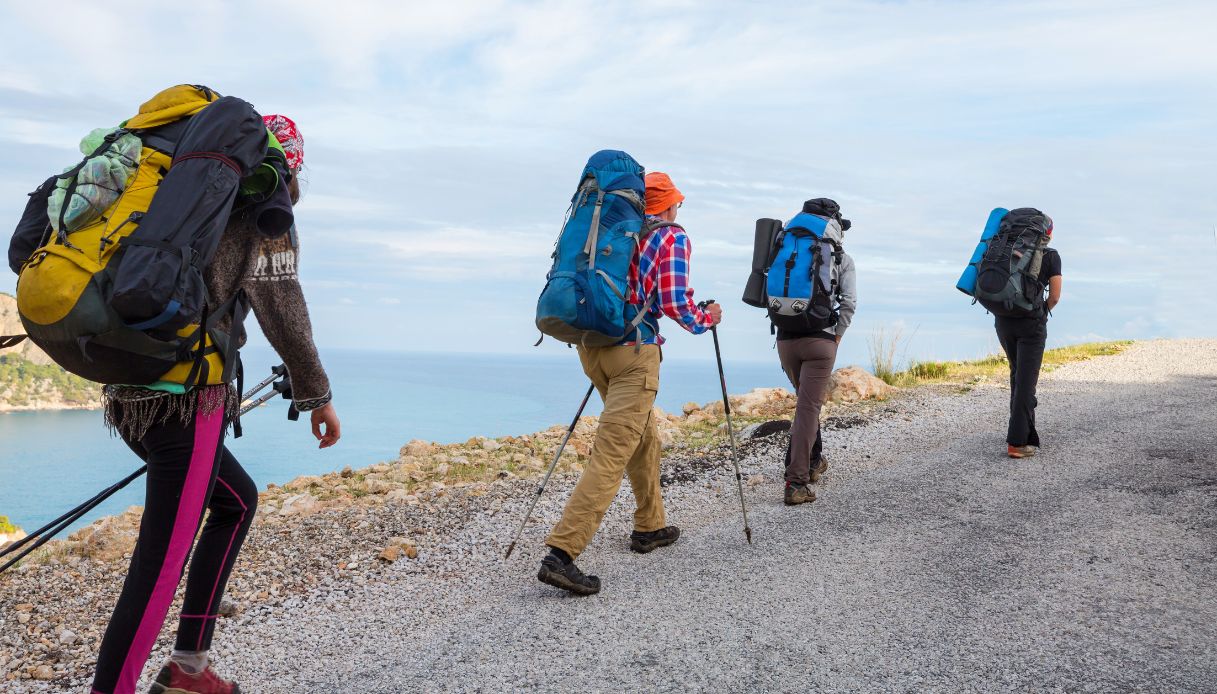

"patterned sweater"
[105,213,331,438]
[206,215,331,409]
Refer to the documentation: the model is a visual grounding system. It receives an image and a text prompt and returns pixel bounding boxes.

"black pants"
[92,395,258,694]
[995,316,1047,447]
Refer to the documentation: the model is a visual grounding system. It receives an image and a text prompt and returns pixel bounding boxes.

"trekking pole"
[0,365,291,574]
[699,300,752,544]
[239,373,293,417]
[0,465,147,561]
[0,465,147,573]
[504,382,596,559]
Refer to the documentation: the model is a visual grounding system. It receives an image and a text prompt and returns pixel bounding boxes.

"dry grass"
[885,341,1132,388]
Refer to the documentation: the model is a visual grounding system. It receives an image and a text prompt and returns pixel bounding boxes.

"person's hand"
[310,402,341,449]
[704,302,723,326]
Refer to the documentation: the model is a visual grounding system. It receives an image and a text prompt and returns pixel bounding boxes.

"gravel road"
[190,338,1215,693]
[14,339,1213,693]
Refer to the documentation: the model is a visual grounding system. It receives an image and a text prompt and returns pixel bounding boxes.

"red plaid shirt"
[625,218,713,345]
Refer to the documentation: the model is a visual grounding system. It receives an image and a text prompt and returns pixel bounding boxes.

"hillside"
[0,293,101,411]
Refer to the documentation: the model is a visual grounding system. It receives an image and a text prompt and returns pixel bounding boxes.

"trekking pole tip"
[745,527,752,544]
[504,542,516,559]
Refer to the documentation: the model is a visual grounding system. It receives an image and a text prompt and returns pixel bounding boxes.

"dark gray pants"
[777,336,838,485]
[995,316,1047,447]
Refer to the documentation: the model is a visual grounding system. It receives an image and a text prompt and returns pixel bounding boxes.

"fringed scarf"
[103,384,239,441]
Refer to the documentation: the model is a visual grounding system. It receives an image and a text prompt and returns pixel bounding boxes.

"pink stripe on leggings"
[113,400,225,694]
[195,476,247,649]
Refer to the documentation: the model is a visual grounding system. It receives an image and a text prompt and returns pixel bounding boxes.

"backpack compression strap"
[0,335,28,350]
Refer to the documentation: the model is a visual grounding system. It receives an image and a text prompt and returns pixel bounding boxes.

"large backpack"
[973,207,1053,317]
[2,85,282,387]
[535,150,664,347]
[763,212,844,333]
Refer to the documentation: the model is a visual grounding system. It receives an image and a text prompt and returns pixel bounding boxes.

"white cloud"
[1,1,1215,357]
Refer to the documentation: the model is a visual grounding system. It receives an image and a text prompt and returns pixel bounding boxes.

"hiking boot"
[148,662,240,694]
[1007,445,1037,459]
[537,554,600,596]
[784,483,816,506]
[810,456,829,484]
[630,526,680,554]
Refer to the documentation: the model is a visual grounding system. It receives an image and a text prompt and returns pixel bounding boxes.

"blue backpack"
[536,150,663,347]
[764,212,843,333]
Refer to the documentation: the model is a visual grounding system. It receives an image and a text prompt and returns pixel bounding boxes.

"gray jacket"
[824,222,856,337]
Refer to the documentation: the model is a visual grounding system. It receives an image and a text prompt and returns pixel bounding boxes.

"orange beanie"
[645,172,684,215]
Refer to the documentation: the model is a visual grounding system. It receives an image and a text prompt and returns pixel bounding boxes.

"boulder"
[827,366,895,403]
[400,439,435,458]
[278,493,319,516]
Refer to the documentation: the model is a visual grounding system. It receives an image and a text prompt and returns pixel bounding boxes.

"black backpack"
[974,207,1052,317]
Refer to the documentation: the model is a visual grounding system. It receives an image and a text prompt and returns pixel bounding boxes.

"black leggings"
[91,395,258,694]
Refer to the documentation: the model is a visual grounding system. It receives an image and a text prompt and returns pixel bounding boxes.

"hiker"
[102,114,336,694]
[537,170,720,596]
[4,88,340,694]
[991,213,1061,458]
[767,199,856,505]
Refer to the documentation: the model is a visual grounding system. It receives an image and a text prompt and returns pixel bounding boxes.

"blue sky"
[1,0,1215,369]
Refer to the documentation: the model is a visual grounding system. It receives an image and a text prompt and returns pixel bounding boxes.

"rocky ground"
[3,341,1215,692]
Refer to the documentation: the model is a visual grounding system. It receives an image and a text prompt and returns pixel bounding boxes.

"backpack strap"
[624,220,683,352]
[0,335,28,350]
[582,187,606,269]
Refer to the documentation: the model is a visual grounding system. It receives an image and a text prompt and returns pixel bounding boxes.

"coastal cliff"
[0,293,101,412]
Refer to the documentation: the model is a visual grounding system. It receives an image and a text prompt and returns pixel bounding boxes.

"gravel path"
[12,339,1216,692]
[192,338,1215,693]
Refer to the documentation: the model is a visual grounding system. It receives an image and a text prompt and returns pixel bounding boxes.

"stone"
[400,439,434,457]
[279,493,319,516]
[378,537,417,562]
[385,489,412,503]
[16,612,30,624]
[57,629,77,646]
[32,664,54,680]
[218,598,239,617]
[481,439,502,451]
[285,475,323,491]
[742,420,792,440]
[828,366,895,403]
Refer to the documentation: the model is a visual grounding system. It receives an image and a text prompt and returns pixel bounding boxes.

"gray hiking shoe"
[537,554,600,596]
[629,526,680,554]
[784,484,816,506]
[810,456,829,484]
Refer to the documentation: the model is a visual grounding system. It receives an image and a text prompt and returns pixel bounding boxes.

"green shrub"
[0,353,99,406]
[0,515,18,534]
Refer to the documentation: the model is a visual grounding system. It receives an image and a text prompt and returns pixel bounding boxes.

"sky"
[1,0,1214,370]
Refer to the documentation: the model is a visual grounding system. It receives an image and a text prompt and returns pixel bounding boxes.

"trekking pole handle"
[241,363,288,402]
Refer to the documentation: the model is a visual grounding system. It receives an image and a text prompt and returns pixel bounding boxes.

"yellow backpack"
[4,85,279,387]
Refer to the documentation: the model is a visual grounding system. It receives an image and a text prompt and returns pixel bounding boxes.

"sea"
[0,347,795,534]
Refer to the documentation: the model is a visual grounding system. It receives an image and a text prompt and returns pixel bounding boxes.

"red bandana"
[263,114,303,170]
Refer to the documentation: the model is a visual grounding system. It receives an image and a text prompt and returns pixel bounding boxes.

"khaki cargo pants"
[546,344,666,559]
